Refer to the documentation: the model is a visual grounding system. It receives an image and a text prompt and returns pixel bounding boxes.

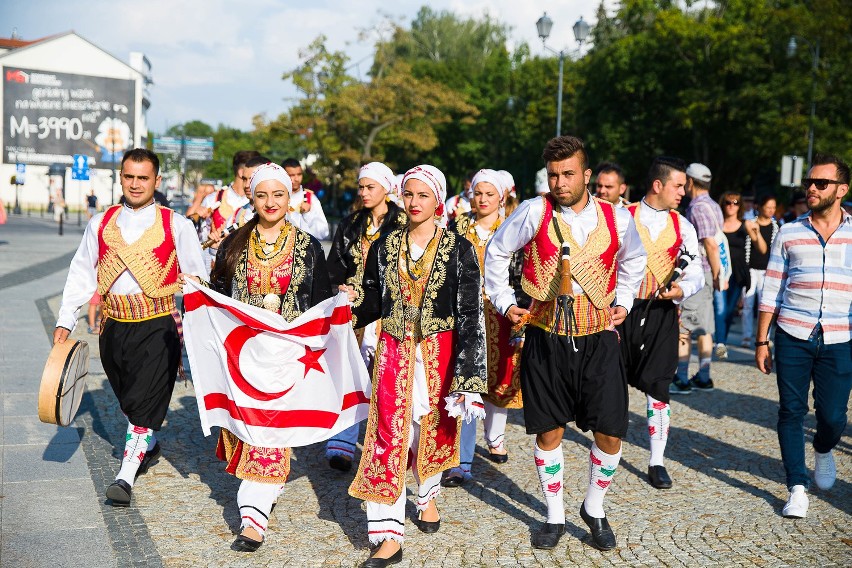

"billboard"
[3,66,135,166]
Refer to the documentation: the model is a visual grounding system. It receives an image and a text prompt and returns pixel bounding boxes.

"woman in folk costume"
[206,163,332,552]
[348,165,487,568]
[442,169,523,489]
[324,162,408,472]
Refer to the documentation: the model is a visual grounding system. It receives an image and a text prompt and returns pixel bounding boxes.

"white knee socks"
[647,395,670,467]
[534,442,565,524]
[483,402,508,452]
[116,423,153,486]
[584,442,621,518]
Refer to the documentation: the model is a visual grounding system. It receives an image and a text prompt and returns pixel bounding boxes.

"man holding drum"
[54,148,208,506]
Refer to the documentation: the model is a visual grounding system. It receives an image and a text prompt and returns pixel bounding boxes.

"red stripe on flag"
[184,290,352,336]
[205,392,367,429]
[342,390,370,410]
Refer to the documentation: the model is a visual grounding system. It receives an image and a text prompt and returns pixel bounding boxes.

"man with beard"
[755,153,852,519]
[485,136,646,551]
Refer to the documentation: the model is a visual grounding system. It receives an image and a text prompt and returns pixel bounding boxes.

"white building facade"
[0,32,152,210]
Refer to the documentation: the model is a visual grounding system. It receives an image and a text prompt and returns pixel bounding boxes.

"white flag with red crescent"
[181,280,371,448]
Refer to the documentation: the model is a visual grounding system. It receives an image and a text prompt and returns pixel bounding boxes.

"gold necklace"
[404,228,439,280]
[469,215,502,246]
[252,226,288,259]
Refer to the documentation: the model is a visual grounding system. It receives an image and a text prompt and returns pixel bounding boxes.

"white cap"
[686,163,712,183]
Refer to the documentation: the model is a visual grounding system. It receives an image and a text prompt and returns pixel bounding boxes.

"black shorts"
[618,299,679,403]
[520,326,628,438]
[100,315,181,430]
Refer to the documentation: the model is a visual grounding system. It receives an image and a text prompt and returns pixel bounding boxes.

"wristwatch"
[755,340,770,347]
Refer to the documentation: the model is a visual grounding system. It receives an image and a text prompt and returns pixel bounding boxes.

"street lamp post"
[787,35,820,168]
[536,13,590,138]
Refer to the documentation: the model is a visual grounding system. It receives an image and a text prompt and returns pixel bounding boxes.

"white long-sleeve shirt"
[635,199,704,304]
[485,194,647,315]
[287,187,329,240]
[56,202,210,331]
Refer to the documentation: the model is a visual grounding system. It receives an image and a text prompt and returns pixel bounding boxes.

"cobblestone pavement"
[2,215,851,567]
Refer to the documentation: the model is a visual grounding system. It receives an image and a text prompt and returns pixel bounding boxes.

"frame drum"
[38,339,89,426]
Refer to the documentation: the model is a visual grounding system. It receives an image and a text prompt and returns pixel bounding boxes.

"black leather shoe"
[136,443,161,478]
[361,546,402,567]
[231,533,263,552]
[414,512,441,534]
[441,473,465,488]
[486,450,509,464]
[106,479,132,507]
[329,455,352,472]
[579,502,616,551]
[648,465,673,489]
[530,522,565,549]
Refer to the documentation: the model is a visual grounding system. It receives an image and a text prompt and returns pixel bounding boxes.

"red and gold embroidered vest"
[211,189,235,233]
[521,196,620,335]
[627,203,682,299]
[97,205,180,299]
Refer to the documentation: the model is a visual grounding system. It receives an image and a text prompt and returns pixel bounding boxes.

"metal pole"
[556,51,564,137]
[806,40,819,168]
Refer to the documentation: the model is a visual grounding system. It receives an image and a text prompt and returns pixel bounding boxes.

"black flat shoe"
[106,479,132,507]
[441,473,465,488]
[231,533,263,552]
[648,465,672,489]
[486,450,509,464]
[579,502,616,551]
[414,511,441,534]
[329,455,352,472]
[530,522,565,549]
[136,443,161,478]
[361,546,402,567]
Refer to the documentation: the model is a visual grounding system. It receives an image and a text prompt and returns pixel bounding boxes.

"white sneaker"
[782,485,808,518]
[814,450,836,490]
[714,343,729,360]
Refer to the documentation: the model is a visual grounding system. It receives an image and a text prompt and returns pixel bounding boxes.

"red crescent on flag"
[224,326,295,401]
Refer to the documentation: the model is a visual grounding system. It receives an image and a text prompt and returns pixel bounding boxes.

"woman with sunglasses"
[713,192,766,358]
[348,165,487,568]
[741,195,779,347]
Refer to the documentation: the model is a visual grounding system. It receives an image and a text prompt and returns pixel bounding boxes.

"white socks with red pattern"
[647,395,670,467]
[116,423,153,486]
[584,442,621,518]
[534,442,565,524]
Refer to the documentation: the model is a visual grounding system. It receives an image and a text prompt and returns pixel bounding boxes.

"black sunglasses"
[801,178,842,191]
[724,200,739,206]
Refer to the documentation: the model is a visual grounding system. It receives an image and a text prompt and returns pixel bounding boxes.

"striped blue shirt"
[758,211,852,344]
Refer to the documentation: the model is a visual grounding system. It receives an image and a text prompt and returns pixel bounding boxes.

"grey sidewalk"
[1,214,850,567]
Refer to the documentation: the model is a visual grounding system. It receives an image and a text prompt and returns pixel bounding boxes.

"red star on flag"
[298,346,327,377]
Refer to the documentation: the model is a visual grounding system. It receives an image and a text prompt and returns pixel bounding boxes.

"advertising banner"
[3,66,135,166]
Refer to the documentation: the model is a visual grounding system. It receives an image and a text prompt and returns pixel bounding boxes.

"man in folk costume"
[54,149,208,506]
[485,136,646,551]
[619,157,703,489]
[281,157,330,240]
[200,150,260,260]
[349,165,487,567]
[324,161,408,472]
[444,168,523,488]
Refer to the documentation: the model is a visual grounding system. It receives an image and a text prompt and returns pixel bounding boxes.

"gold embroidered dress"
[211,223,333,483]
[348,228,487,504]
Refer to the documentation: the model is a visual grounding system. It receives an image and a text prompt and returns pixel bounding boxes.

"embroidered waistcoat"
[97,205,180,298]
[627,203,682,299]
[211,189,235,232]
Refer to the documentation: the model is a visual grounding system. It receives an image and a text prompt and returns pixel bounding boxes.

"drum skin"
[38,339,89,426]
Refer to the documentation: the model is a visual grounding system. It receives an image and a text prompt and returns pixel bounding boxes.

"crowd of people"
[50,137,851,566]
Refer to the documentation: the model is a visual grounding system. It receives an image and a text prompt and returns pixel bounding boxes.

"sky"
[1,0,609,133]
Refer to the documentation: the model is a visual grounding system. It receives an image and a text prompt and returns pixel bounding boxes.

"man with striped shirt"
[755,152,852,519]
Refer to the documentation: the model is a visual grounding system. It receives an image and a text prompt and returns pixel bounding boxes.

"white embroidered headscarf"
[358,162,396,194]
[401,164,447,227]
[498,169,517,198]
[249,163,293,196]
[470,168,506,198]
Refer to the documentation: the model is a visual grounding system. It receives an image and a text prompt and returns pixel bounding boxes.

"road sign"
[153,136,214,161]
[15,163,26,184]
[781,155,803,187]
[71,154,90,181]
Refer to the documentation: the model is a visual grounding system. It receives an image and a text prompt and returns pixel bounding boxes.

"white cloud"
[0,0,615,131]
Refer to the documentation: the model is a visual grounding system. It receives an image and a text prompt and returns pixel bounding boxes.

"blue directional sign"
[71,154,89,181]
[15,163,26,184]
